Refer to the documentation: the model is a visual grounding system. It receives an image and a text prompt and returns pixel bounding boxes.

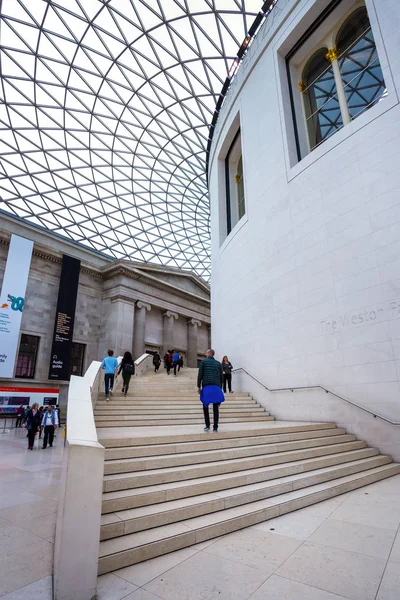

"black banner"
[48,255,80,380]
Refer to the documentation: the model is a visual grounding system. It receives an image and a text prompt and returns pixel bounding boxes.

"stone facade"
[0,215,210,410]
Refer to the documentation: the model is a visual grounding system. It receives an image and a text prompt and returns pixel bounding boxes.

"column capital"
[188,318,201,327]
[326,46,338,63]
[163,310,178,320]
[136,301,151,311]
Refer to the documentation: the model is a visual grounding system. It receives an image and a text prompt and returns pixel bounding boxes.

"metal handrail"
[233,367,400,425]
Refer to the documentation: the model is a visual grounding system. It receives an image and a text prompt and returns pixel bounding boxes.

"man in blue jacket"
[172,349,180,376]
[101,349,119,400]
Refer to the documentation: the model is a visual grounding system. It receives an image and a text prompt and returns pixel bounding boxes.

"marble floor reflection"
[0,425,63,599]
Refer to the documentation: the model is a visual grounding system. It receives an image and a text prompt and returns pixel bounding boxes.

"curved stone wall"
[208,0,400,451]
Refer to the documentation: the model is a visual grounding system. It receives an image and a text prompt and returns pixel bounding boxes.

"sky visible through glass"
[0,0,262,279]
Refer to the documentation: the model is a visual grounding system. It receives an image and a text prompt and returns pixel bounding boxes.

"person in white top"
[41,405,59,449]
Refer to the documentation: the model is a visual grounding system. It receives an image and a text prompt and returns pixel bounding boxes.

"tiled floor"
[98,474,400,600]
[0,426,63,599]
[1,426,399,600]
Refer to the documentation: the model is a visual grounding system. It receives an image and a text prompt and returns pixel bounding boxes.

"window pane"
[15,334,39,379]
[236,156,246,221]
[337,9,386,119]
[70,343,85,377]
[303,49,343,149]
[225,131,245,235]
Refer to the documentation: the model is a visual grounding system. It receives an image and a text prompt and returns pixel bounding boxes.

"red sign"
[0,387,60,393]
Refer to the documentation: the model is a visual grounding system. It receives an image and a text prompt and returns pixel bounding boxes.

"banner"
[0,386,59,414]
[48,255,80,380]
[0,235,33,378]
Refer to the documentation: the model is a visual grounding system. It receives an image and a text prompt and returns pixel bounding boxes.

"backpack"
[123,363,134,375]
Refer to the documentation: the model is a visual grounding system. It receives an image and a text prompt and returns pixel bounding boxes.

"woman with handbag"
[26,403,41,450]
[118,351,135,397]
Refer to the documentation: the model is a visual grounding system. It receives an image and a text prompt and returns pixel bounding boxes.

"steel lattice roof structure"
[0,0,268,280]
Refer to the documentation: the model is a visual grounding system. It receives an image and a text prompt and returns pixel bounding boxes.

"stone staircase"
[95,368,400,575]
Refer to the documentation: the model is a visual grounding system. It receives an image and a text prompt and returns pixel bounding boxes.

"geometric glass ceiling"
[0,0,262,280]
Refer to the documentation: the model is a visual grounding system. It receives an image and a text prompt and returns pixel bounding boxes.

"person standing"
[222,356,234,393]
[153,352,161,373]
[172,350,180,376]
[26,403,41,450]
[178,355,184,372]
[38,406,45,439]
[118,351,135,397]
[15,404,24,428]
[197,349,224,432]
[101,349,119,401]
[164,351,171,375]
[41,405,59,449]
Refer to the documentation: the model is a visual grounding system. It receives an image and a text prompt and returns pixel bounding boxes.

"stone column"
[187,319,201,368]
[162,311,178,355]
[326,46,351,125]
[133,301,151,360]
[208,325,211,350]
[103,296,135,358]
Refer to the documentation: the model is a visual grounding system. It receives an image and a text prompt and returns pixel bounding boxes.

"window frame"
[15,333,40,379]
[285,0,386,162]
[69,342,86,377]
[224,128,245,235]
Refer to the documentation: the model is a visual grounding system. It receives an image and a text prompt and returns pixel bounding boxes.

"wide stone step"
[98,462,400,573]
[99,422,337,448]
[103,434,356,475]
[95,405,261,413]
[100,393,250,399]
[101,447,378,513]
[100,454,392,540]
[102,440,368,492]
[96,416,275,427]
[95,410,268,420]
[96,401,257,408]
[104,427,347,459]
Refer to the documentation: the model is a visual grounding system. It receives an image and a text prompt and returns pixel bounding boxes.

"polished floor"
[0,427,399,599]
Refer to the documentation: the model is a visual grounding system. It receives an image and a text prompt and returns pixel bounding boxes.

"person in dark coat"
[118,351,135,396]
[26,403,41,450]
[222,356,234,393]
[38,406,45,439]
[15,404,24,428]
[164,351,172,375]
[153,352,161,372]
[197,349,224,433]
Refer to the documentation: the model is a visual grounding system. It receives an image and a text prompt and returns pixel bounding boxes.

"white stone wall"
[209,0,400,457]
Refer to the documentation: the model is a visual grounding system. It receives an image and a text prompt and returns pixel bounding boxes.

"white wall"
[209,0,400,456]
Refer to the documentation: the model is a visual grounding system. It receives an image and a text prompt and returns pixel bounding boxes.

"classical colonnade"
[109,296,210,368]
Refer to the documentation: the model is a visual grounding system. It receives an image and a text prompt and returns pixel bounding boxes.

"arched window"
[336,7,386,119]
[302,48,343,150]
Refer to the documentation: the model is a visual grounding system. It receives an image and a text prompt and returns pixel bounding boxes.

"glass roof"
[0,0,262,280]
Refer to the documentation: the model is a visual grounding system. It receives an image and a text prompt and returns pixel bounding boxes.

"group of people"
[100,347,234,434]
[17,403,60,450]
[163,350,184,376]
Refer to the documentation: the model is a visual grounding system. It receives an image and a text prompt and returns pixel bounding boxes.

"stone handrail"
[134,352,153,376]
[53,357,121,600]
